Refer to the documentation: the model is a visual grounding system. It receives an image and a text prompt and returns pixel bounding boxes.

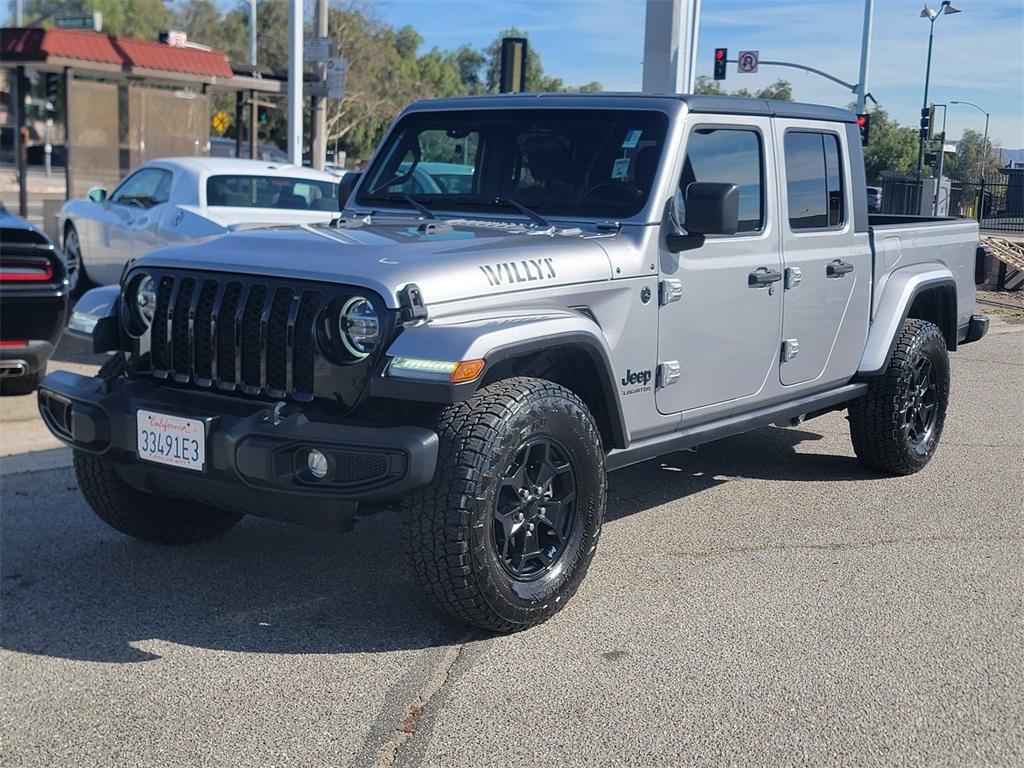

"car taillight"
[0,259,54,282]
[0,340,29,347]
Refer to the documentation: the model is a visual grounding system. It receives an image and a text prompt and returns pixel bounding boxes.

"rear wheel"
[403,377,606,632]
[65,225,92,298]
[849,319,950,475]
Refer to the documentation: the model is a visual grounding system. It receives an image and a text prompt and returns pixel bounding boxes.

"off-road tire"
[849,319,950,475]
[72,355,243,544]
[0,365,45,396]
[403,377,606,632]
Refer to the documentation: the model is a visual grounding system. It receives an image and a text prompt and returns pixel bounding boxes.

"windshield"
[357,108,670,220]
[206,175,338,211]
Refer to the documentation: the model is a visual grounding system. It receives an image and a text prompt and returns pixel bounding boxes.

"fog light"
[307,449,329,479]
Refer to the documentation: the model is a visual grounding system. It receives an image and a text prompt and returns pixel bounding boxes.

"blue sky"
[375,0,1024,148]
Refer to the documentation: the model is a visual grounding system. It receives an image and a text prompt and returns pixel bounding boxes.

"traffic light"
[42,73,59,118]
[928,104,939,139]
[44,73,59,101]
[713,48,727,80]
[856,113,870,145]
[258,105,270,124]
[919,106,930,139]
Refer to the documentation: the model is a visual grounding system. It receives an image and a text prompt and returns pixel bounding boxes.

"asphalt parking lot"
[2,327,1022,767]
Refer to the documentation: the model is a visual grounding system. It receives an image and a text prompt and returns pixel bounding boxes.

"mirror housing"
[65,284,121,353]
[336,172,362,209]
[87,186,108,203]
[666,182,740,253]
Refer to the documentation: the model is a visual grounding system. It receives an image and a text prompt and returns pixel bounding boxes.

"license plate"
[136,409,206,471]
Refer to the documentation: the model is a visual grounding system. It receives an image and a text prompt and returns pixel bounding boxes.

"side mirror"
[87,186,108,204]
[336,172,362,209]
[65,284,121,353]
[666,182,740,253]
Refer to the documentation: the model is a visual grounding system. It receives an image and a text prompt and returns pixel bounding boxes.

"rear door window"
[784,131,845,230]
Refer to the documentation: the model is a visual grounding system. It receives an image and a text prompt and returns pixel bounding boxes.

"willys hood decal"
[134,219,614,308]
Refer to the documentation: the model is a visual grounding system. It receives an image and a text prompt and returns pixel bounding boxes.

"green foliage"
[24,0,604,163]
[859,105,919,185]
[693,75,792,101]
[23,0,172,37]
[944,128,1000,182]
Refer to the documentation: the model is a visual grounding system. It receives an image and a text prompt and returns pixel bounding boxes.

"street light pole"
[916,2,961,181]
[287,0,303,166]
[856,0,874,114]
[950,100,990,180]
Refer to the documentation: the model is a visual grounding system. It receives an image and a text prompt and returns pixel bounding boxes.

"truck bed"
[868,216,978,331]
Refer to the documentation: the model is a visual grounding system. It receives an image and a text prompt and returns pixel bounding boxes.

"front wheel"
[849,318,950,475]
[403,377,606,632]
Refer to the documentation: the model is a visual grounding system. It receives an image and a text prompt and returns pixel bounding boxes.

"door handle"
[748,267,783,287]
[827,259,855,278]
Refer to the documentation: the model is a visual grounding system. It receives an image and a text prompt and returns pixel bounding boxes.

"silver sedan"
[59,157,342,289]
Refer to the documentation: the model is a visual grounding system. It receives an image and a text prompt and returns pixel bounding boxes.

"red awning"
[1,27,233,79]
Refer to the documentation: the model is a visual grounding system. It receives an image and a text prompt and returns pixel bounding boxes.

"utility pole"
[15,0,23,25]
[249,0,257,66]
[287,0,303,166]
[248,0,258,159]
[855,0,874,113]
[932,103,947,216]
[642,0,702,93]
[310,0,328,169]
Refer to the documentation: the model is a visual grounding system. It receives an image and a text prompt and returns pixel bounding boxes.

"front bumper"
[37,371,438,528]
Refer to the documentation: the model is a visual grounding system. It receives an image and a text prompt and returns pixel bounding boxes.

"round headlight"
[338,296,379,359]
[133,273,157,329]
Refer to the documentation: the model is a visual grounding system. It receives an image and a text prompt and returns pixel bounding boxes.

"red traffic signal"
[856,113,870,145]
[713,48,728,80]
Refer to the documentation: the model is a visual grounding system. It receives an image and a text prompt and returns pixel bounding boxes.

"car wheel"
[64,225,92,298]
[403,377,606,632]
[848,319,950,475]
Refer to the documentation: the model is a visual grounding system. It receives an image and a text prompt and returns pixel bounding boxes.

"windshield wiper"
[401,194,437,220]
[492,197,553,229]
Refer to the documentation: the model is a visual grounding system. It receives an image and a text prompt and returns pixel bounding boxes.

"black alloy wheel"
[902,355,938,451]
[492,437,577,581]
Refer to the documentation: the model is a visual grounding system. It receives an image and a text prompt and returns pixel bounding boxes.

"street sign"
[55,12,102,31]
[304,37,335,62]
[326,58,348,100]
[737,50,759,74]
[211,111,230,135]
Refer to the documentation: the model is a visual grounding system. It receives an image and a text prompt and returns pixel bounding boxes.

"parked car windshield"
[206,175,338,211]
[357,108,670,220]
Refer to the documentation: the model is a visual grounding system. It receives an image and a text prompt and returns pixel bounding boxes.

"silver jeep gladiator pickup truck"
[40,94,989,631]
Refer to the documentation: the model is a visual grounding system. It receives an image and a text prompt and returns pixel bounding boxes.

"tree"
[482,27,597,93]
[694,75,792,101]
[859,105,918,185]
[944,128,1001,183]
[22,0,172,37]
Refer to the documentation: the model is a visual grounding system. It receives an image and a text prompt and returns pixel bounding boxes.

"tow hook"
[263,401,287,426]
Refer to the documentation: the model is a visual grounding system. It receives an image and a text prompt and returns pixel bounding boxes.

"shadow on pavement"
[605,425,881,522]
[0,425,875,663]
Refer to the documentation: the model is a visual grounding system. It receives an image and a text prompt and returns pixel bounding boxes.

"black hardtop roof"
[405,92,857,124]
